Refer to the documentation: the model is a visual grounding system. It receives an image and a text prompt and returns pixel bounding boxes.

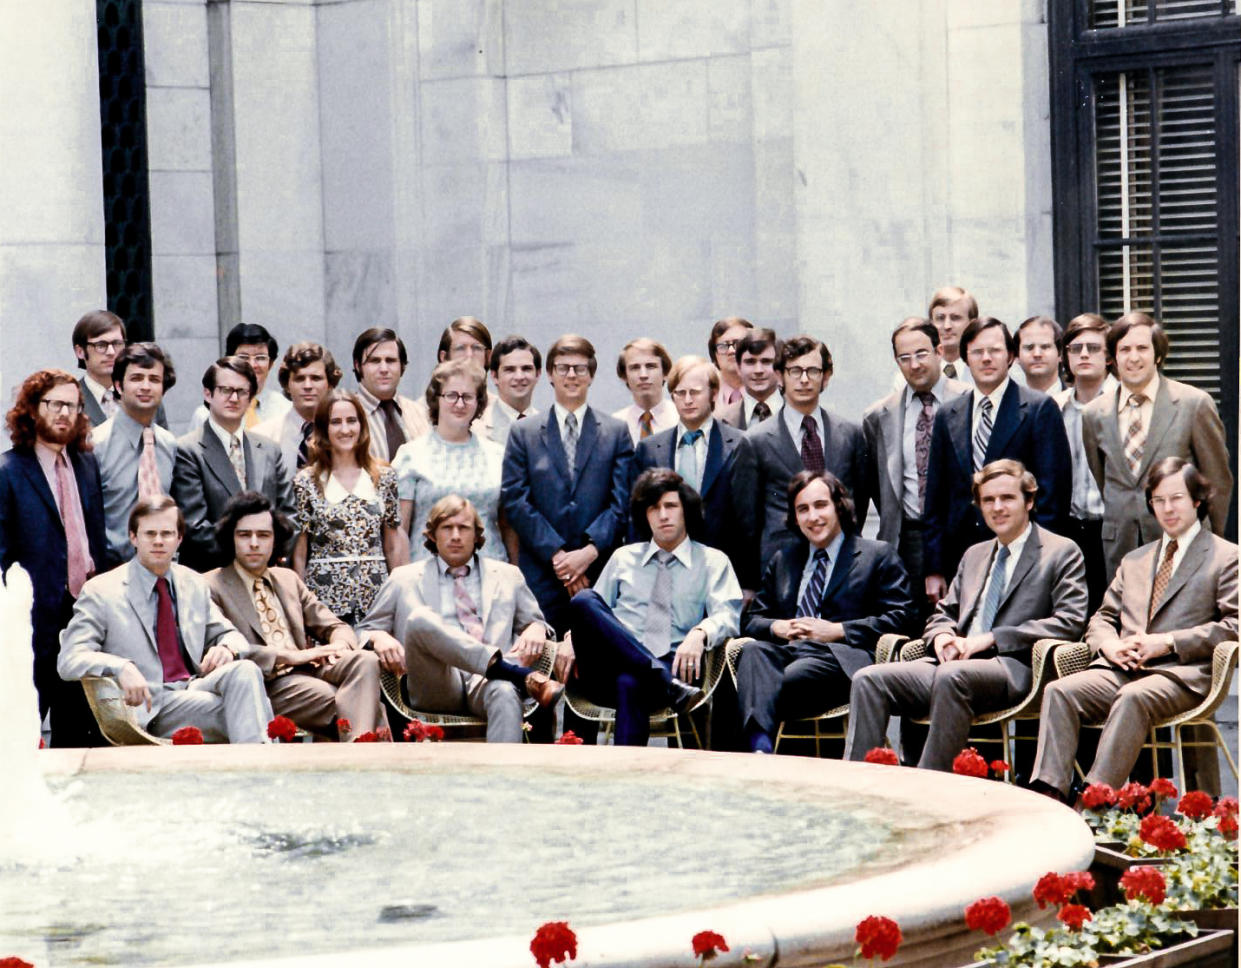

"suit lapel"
[420,558,441,613]
[984,381,1024,462]
[1099,386,1135,485]
[543,412,570,479]
[572,408,599,489]
[1150,528,1211,621]
[700,423,725,497]
[202,426,242,492]
[996,526,1040,614]
[947,396,973,474]
[269,570,305,645]
[653,428,675,471]
[222,566,266,641]
[246,436,265,492]
[959,540,997,628]
[478,557,498,632]
[80,379,106,426]
[819,534,858,612]
[15,451,61,522]
[124,564,159,655]
[782,543,810,616]
[1137,380,1176,481]
[773,415,803,476]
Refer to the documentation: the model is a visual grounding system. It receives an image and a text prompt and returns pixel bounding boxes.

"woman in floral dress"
[292,390,409,623]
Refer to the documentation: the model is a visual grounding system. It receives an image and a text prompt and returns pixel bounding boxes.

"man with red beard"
[0,370,108,745]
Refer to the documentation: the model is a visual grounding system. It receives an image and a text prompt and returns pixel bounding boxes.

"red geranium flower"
[555,730,585,746]
[0,958,35,967]
[423,724,443,742]
[266,716,298,742]
[989,760,1010,776]
[691,929,729,960]
[1081,783,1118,810]
[530,920,577,968]
[404,719,427,742]
[376,727,392,741]
[863,747,899,765]
[951,748,988,778]
[1120,866,1167,906]
[1139,814,1187,853]
[1148,777,1178,801]
[354,731,379,743]
[1177,791,1214,821]
[1057,904,1092,931]
[964,896,1011,936]
[1216,813,1238,841]
[855,915,902,962]
[1214,796,1238,818]
[1033,871,1092,908]
[171,725,203,745]
[336,718,351,738]
[1116,781,1152,813]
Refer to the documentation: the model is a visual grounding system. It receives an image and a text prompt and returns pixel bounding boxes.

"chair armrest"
[724,637,754,685]
[899,639,928,661]
[80,675,168,746]
[876,634,909,664]
[1048,640,1091,679]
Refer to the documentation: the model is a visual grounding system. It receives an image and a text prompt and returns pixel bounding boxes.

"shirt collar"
[997,521,1033,553]
[495,398,523,421]
[113,407,150,444]
[641,536,693,568]
[1120,373,1160,410]
[809,529,845,563]
[553,401,589,428]
[974,375,1010,410]
[233,560,269,587]
[207,416,244,451]
[355,383,392,413]
[34,438,65,472]
[782,402,821,438]
[903,376,947,407]
[1162,519,1201,555]
[438,553,479,577]
[84,374,113,405]
[677,417,712,441]
[132,559,172,597]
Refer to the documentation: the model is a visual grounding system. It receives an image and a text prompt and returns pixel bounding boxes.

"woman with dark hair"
[392,359,511,562]
[291,390,408,623]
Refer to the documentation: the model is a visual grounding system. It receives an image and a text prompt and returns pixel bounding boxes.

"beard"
[37,414,76,446]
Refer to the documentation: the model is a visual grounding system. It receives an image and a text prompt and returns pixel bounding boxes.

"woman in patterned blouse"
[292,390,409,623]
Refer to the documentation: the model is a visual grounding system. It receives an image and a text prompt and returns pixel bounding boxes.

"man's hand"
[787,618,843,643]
[1099,639,1140,670]
[553,633,575,682]
[925,574,948,606]
[368,630,406,674]
[564,575,591,596]
[117,662,152,710]
[200,644,236,675]
[956,633,995,660]
[671,629,706,682]
[932,633,964,663]
[770,619,796,641]
[512,623,549,667]
[554,545,598,584]
[1133,633,1174,667]
[275,644,340,669]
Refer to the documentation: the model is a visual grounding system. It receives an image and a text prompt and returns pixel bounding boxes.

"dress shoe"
[667,677,705,714]
[525,671,564,709]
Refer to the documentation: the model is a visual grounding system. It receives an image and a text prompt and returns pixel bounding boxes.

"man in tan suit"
[356,494,563,742]
[1031,458,1238,798]
[206,491,389,739]
[1082,313,1232,577]
[844,459,1088,771]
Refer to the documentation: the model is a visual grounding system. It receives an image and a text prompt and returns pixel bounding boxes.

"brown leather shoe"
[525,671,564,708]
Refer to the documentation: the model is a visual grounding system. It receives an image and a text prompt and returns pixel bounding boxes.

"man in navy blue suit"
[923,316,1071,605]
[0,370,108,746]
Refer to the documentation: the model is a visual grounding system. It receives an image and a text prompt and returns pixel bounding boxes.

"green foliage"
[1162,836,1239,911]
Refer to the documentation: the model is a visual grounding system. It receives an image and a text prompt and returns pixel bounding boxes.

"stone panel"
[635,0,750,61]
[145,87,213,171]
[149,170,216,256]
[420,77,509,165]
[325,249,396,345]
[156,336,220,432]
[143,1,210,88]
[420,162,509,252]
[417,0,503,79]
[504,0,636,76]
[235,248,326,340]
[507,73,573,160]
[151,254,219,340]
[707,55,752,144]
[571,61,709,155]
[751,0,792,48]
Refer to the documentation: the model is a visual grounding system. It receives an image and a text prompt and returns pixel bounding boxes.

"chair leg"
[1173,724,1186,793]
[774,722,786,754]
[687,714,702,750]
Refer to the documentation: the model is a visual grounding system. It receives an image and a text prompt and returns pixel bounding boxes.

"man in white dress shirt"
[612,338,677,445]
[478,336,541,445]
[716,328,783,431]
[1016,315,1065,395]
[190,324,292,431]
[352,327,430,462]
[253,341,342,473]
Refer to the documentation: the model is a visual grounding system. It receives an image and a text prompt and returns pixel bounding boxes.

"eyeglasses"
[213,386,252,400]
[439,391,477,406]
[234,353,270,367]
[40,399,84,415]
[966,347,1006,360]
[714,340,739,354]
[895,349,933,367]
[86,339,125,353]
[551,363,590,377]
[449,344,487,359]
[671,387,707,400]
[1066,342,1105,357]
[785,366,823,381]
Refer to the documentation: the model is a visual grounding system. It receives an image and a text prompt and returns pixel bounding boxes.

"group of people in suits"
[2,292,1236,801]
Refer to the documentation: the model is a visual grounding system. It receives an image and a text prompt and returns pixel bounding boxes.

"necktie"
[973,397,993,472]
[378,398,406,461]
[154,576,191,682]
[450,564,485,641]
[797,548,829,618]
[643,550,675,658]
[639,410,654,439]
[914,391,935,512]
[297,420,312,469]
[138,426,162,500]
[1124,394,1147,477]
[228,434,247,487]
[1149,538,1179,619]
[944,362,958,380]
[562,412,579,485]
[244,398,261,429]
[55,453,93,597]
[678,429,703,492]
[979,544,1011,632]
[100,390,118,419]
[253,577,290,648]
[752,400,771,424]
[800,415,825,473]
[516,411,528,420]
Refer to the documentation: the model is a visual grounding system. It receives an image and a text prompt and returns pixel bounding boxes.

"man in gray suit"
[172,358,294,571]
[863,317,968,611]
[478,336,541,445]
[845,459,1088,770]
[1031,458,1238,799]
[58,495,273,742]
[1082,312,1232,577]
[356,494,563,742]
[716,328,783,431]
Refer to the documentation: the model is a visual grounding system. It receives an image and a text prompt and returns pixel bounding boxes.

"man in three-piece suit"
[1031,458,1238,798]
[58,496,273,742]
[736,470,914,754]
[846,460,1087,770]
[863,317,968,610]
[207,491,389,739]
[172,358,293,571]
[356,495,562,742]
[715,328,783,431]
[749,335,868,566]
[71,309,169,429]
[1081,313,1232,578]
[923,317,1072,604]
[0,371,108,746]
[630,356,758,588]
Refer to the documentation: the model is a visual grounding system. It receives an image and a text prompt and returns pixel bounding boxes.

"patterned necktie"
[801,415,826,473]
[154,576,191,682]
[1149,538,1179,619]
[228,434,247,487]
[797,548,830,618]
[100,390,118,419]
[55,453,93,597]
[979,544,1011,632]
[914,391,935,512]
[944,362,957,380]
[562,412,579,484]
[643,550,675,658]
[678,429,703,492]
[752,399,772,424]
[378,398,406,461]
[138,426,162,500]
[297,420,312,469]
[253,577,290,647]
[450,564,485,641]
[973,397,994,472]
[1124,394,1147,477]
[639,410,654,439]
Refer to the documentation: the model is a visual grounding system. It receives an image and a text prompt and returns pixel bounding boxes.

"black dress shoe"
[668,677,705,714]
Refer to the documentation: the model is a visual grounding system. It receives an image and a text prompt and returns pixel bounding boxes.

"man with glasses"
[923,317,1071,605]
[0,369,108,745]
[190,324,291,431]
[707,316,754,413]
[717,328,783,431]
[750,335,868,566]
[172,358,294,571]
[71,309,169,429]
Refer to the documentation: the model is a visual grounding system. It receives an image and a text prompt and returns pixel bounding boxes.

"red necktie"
[55,453,93,597]
[155,576,191,682]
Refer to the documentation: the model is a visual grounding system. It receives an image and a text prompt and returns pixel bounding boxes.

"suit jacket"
[58,560,252,728]
[715,393,780,432]
[206,564,346,678]
[629,420,759,586]
[742,534,915,679]
[500,406,633,628]
[172,423,294,570]
[0,446,108,659]
[478,401,538,447]
[1086,528,1238,696]
[79,377,168,430]
[862,379,969,543]
[925,523,1088,693]
[748,406,868,564]
[1081,376,1233,575]
[923,380,1072,579]
[252,408,306,477]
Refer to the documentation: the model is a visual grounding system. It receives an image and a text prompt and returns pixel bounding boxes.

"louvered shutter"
[1091,0,1236,29]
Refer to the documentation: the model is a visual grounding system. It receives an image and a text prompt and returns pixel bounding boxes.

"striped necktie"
[979,544,1010,632]
[973,397,993,472]
[797,548,829,618]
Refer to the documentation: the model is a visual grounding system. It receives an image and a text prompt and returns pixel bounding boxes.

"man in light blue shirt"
[568,468,742,746]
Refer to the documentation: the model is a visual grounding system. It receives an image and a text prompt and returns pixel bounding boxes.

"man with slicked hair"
[707,316,753,413]
[613,338,677,444]
[71,309,169,428]
[352,327,430,462]
[717,328,783,431]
